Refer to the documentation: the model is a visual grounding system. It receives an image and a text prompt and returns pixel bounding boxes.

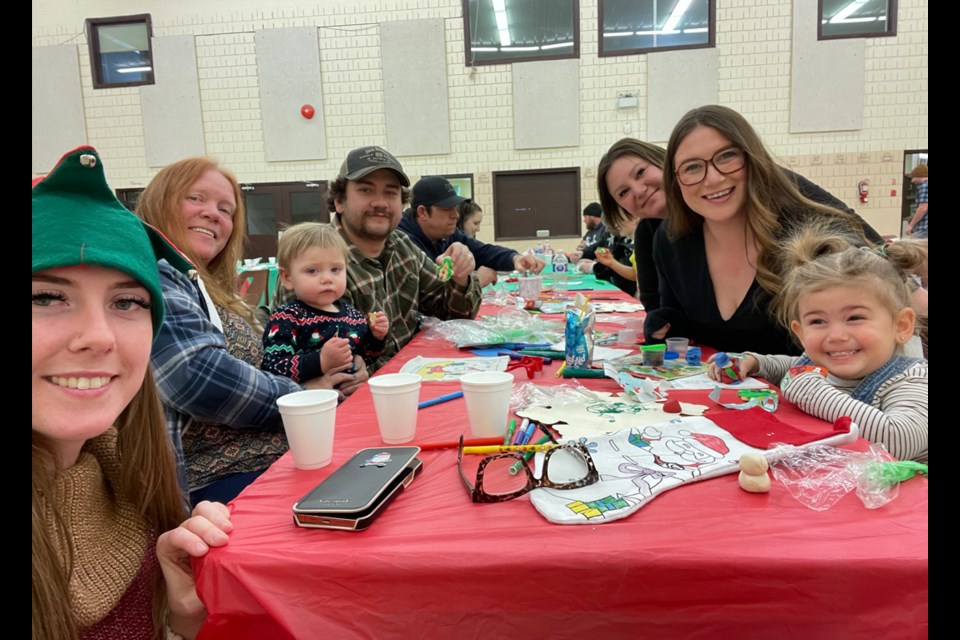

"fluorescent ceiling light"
[472,47,498,52]
[829,0,869,23]
[501,46,539,52]
[604,31,634,38]
[493,0,511,47]
[117,66,152,73]
[540,41,572,50]
[662,0,694,34]
[683,27,708,33]
[836,16,877,23]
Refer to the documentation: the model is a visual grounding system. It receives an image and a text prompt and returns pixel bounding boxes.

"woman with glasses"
[597,135,882,319]
[645,104,883,355]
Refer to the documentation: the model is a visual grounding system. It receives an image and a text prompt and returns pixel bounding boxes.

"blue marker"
[516,420,538,445]
[417,390,464,410]
[503,342,552,350]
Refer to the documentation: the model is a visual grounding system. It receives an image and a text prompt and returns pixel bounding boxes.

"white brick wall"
[33,0,927,248]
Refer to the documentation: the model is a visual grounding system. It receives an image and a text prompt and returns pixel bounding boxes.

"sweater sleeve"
[750,353,797,386]
[461,231,519,272]
[151,264,303,429]
[634,219,661,311]
[260,303,323,383]
[779,368,928,462]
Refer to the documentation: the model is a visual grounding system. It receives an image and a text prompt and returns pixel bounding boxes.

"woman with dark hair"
[456,200,484,238]
[649,104,881,354]
[596,135,883,317]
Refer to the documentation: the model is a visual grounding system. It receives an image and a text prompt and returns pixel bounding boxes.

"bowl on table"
[243,258,262,268]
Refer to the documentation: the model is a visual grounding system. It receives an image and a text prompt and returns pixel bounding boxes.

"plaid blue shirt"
[912,180,928,237]
[152,260,302,492]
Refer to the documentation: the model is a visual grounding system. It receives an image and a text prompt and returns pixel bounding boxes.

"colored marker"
[509,435,553,475]
[418,390,464,409]
[461,443,560,455]
[516,420,538,445]
[415,436,503,451]
[504,418,524,446]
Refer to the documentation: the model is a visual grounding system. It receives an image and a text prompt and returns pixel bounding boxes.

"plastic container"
[641,343,666,367]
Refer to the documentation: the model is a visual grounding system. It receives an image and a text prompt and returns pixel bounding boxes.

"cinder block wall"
[32,0,927,250]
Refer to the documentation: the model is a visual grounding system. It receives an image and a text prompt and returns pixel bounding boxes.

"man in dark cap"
[578,202,609,250]
[398,176,544,287]
[326,148,482,371]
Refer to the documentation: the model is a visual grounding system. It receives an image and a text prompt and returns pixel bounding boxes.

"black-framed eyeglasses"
[674,146,747,186]
[457,435,599,503]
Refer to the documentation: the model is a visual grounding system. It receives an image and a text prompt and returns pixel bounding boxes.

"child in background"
[262,223,389,382]
[708,226,928,462]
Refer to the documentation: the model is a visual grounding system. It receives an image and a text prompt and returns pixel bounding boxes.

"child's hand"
[320,337,353,373]
[595,247,615,266]
[706,354,758,382]
[370,311,389,340]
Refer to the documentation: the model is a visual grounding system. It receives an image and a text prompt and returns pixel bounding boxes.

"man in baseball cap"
[312,148,482,372]
[398,176,544,287]
[337,145,410,187]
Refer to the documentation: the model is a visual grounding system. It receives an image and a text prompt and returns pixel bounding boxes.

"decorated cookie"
[438,256,454,281]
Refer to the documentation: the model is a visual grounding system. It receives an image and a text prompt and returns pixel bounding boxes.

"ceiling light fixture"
[829,0,869,23]
[493,0,511,47]
[116,66,152,73]
[662,0,694,34]
[540,41,573,50]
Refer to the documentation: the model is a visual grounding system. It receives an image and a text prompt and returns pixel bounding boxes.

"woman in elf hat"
[136,157,366,506]
[32,146,231,639]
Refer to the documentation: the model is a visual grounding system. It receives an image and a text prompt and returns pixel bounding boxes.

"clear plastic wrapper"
[509,380,604,411]
[420,310,564,348]
[768,442,927,511]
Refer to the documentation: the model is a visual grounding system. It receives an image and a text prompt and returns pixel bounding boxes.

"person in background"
[708,224,927,463]
[399,176,544,288]
[596,136,885,315]
[138,157,363,507]
[262,222,389,381]
[578,202,609,250]
[324,147,484,372]
[32,146,231,640]
[905,164,928,239]
[651,105,889,355]
[578,214,638,297]
[456,200,484,238]
[456,200,500,286]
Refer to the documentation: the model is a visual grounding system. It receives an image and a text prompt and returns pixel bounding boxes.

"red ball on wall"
[301,104,315,119]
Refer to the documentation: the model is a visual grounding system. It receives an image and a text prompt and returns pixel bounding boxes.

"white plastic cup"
[276,389,339,470]
[665,337,690,358]
[518,275,542,301]
[617,328,637,345]
[625,317,645,333]
[368,373,422,444]
[460,371,515,437]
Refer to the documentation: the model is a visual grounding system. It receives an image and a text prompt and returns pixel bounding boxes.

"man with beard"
[302,146,482,372]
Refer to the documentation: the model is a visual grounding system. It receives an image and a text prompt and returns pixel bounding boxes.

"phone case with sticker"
[292,446,422,531]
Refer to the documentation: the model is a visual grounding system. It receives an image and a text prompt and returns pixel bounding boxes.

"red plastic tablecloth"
[195,292,928,639]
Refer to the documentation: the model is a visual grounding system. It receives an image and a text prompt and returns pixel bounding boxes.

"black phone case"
[292,446,422,531]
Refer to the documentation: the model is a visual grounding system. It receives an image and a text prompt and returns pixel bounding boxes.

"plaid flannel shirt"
[333,215,482,372]
[152,260,302,492]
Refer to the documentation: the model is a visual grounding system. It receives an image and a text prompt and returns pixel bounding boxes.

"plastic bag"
[420,312,564,348]
[768,442,926,511]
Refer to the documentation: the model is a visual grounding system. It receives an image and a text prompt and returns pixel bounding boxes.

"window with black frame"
[599,0,714,57]
[463,0,579,67]
[86,14,155,89]
[819,0,897,40]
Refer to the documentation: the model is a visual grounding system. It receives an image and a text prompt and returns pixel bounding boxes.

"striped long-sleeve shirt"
[750,352,928,463]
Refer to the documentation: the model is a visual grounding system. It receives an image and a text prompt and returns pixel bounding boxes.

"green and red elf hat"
[32,145,193,337]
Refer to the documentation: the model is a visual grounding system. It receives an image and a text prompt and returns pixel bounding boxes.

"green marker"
[503,418,519,446]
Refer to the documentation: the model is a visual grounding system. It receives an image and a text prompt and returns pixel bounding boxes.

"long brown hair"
[662,105,866,297]
[136,157,255,324]
[596,138,667,232]
[32,369,186,640]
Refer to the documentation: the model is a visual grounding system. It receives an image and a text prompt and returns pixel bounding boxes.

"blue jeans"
[189,470,266,508]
